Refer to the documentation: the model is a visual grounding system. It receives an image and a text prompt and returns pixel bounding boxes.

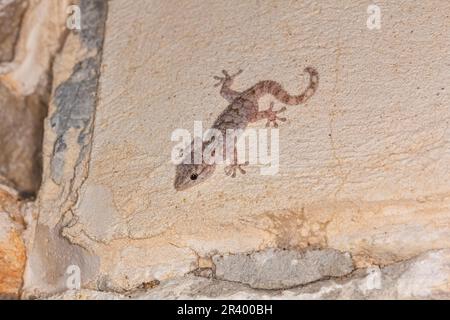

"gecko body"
[174,67,319,191]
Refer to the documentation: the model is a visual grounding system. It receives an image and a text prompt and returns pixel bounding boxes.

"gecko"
[174,67,319,191]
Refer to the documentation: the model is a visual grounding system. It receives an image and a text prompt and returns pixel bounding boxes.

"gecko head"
[174,163,216,191]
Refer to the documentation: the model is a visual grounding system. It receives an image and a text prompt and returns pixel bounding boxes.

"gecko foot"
[224,161,250,178]
[214,69,243,87]
[265,102,287,128]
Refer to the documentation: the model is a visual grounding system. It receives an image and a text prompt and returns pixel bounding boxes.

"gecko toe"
[233,69,243,78]
[225,162,249,177]
[213,75,225,87]
[266,119,280,128]
[224,166,236,177]
[264,103,288,128]
[224,166,232,176]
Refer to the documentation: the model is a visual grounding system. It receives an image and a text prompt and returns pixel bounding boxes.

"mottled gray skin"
[174,67,319,191]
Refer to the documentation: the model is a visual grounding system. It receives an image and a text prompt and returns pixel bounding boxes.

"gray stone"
[212,248,354,289]
[45,249,450,300]
[49,0,107,184]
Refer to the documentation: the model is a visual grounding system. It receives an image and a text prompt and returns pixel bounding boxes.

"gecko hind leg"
[257,102,287,128]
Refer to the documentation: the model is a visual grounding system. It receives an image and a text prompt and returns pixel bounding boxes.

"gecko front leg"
[224,145,249,178]
[253,102,287,128]
[214,69,243,103]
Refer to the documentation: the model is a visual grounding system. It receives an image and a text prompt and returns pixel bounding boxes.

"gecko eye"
[190,173,198,181]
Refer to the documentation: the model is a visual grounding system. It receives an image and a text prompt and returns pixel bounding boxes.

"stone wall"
[1,0,450,299]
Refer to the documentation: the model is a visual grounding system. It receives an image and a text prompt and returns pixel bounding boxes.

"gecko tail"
[256,67,319,106]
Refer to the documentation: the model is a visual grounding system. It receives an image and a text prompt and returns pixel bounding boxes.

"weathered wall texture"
[47,249,450,300]
[0,0,70,298]
[0,0,69,196]
[23,0,107,296]
[0,187,26,298]
[16,0,450,299]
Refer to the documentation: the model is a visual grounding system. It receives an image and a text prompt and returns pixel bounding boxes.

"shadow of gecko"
[174,67,319,191]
